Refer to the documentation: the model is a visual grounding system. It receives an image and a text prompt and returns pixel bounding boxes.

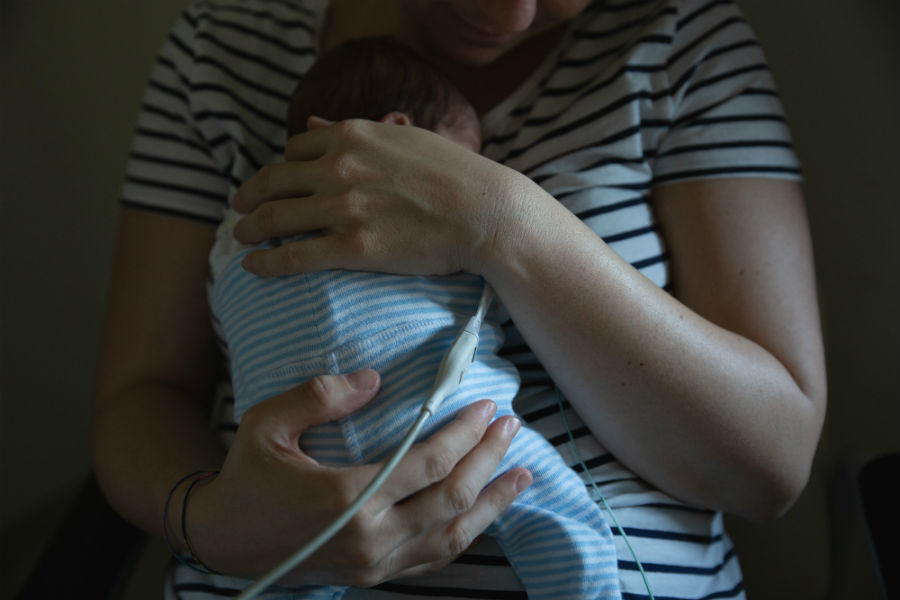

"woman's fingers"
[194,371,529,586]
[334,410,530,587]
[232,195,334,245]
[386,467,532,581]
[233,119,507,278]
[235,120,366,216]
[396,415,524,530]
[238,235,341,277]
[240,371,381,454]
[361,399,499,511]
[231,161,318,215]
[283,118,360,161]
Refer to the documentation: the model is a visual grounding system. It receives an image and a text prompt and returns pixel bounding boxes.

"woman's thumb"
[242,370,381,443]
[289,369,380,429]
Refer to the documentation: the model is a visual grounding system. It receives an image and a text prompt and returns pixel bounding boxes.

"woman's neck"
[421,27,567,115]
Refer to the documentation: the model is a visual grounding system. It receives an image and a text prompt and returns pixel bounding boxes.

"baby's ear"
[380,111,413,126]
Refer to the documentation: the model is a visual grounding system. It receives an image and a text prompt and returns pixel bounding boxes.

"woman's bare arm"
[92,209,227,544]
[231,122,825,520]
[482,177,826,521]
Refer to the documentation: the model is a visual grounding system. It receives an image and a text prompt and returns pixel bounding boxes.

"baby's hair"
[287,37,472,137]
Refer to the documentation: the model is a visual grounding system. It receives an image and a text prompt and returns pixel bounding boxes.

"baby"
[210,38,621,600]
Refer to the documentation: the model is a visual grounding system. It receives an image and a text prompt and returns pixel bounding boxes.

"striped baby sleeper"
[209,213,622,599]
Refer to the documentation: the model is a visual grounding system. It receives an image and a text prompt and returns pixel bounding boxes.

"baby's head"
[287,37,481,152]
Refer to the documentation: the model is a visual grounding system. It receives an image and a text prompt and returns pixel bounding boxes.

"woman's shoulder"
[177,0,329,48]
[565,0,757,73]
[574,0,747,35]
[184,0,328,20]
[159,0,327,95]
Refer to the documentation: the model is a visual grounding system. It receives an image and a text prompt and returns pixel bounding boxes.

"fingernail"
[347,369,378,391]
[241,254,256,273]
[478,399,498,420]
[503,417,521,437]
[515,471,533,493]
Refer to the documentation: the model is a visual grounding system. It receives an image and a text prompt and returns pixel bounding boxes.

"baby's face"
[433,104,482,153]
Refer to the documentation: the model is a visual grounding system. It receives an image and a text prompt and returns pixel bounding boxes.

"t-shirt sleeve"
[652,0,801,185]
[119,5,230,224]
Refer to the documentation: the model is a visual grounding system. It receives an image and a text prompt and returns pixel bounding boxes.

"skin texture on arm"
[234,120,825,520]
[481,176,827,521]
[92,209,226,546]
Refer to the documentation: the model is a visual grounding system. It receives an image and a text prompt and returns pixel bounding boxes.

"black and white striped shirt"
[121,1,799,598]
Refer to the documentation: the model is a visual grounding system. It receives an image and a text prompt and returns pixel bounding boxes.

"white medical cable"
[235,409,431,599]
[235,284,494,600]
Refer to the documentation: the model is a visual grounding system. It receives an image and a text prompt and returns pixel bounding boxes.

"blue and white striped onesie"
[209,211,621,599]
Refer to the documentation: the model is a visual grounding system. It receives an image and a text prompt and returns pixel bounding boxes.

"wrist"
[474,173,560,286]
[469,165,533,278]
[163,470,222,575]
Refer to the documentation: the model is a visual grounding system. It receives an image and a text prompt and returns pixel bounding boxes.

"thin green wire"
[555,389,655,600]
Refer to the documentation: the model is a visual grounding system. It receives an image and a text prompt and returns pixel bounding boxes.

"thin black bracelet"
[162,470,220,575]
[181,470,221,575]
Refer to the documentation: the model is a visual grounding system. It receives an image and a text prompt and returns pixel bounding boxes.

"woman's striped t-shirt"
[119,0,800,598]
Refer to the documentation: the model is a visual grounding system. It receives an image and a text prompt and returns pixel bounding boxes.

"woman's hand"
[231,118,526,278]
[187,370,531,587]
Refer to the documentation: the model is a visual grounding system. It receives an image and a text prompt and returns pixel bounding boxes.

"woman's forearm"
[91,383,226,549]
[224,122,826,519]
[91,209,227,548]
[480,177,826,520]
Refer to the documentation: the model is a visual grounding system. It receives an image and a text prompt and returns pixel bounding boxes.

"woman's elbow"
[736,390,826,522]
[740,461,812,522]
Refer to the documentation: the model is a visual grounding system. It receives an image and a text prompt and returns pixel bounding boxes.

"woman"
[92,0,826,597]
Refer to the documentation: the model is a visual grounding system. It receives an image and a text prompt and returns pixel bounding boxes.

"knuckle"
[333,191,365,222]
[342,503,377,538]
[443,519,475,557]
[256,164,275,197]
[422,449,457,483]
[305,375,334,413]
[330,152,359,180]
[335,118,366,142]
[343,231,370,259]
[282,242,307,271]
[445,479,478,515]
[345,540,381,572]
[255,202,279,235]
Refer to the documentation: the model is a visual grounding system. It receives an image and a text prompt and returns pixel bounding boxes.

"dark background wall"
[2,1,897,598]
